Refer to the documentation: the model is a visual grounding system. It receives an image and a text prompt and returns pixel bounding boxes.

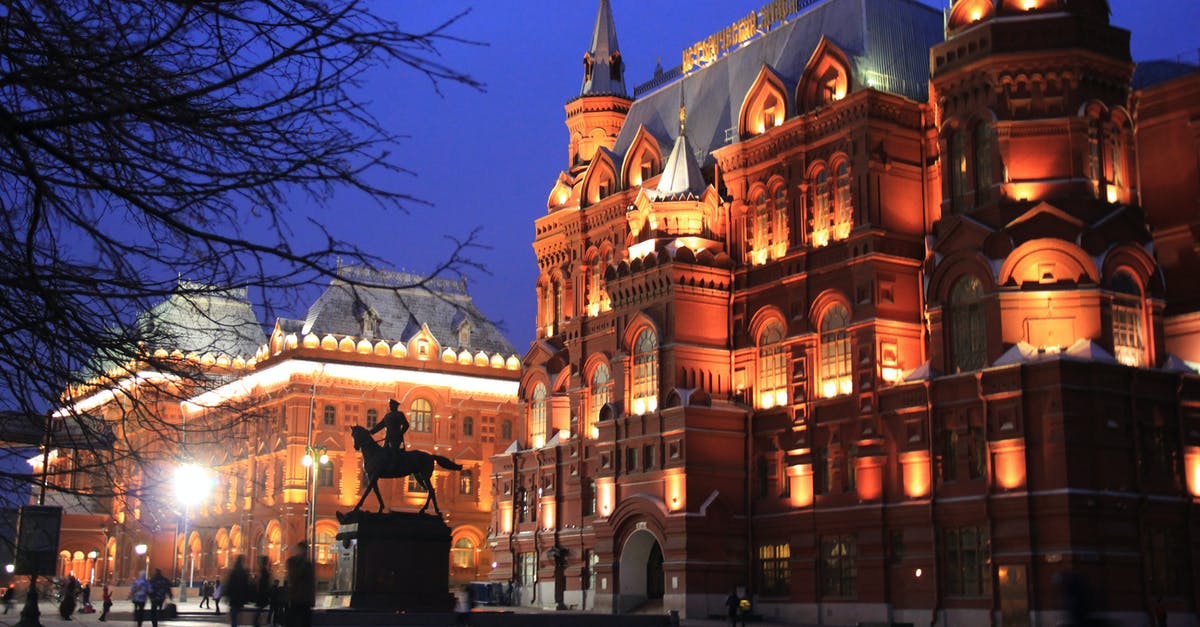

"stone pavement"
[10,600,813,627]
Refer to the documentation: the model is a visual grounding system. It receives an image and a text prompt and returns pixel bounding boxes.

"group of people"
[125,541,314,627]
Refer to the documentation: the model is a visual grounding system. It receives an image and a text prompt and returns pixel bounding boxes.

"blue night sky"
[301,0,1199,353]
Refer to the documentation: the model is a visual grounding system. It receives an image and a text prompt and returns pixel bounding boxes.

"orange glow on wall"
[597,478,615,516]
[855,456,885,501]
[499,502,513,534]
[1185,447,1200,498]
[665,471,686,512]
[992,438,1027,489]
[786,463,814,508]
[900,450,931,498]
[540,497,556,530]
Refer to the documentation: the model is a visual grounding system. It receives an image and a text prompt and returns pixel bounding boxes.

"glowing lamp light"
[915,568,923,578]
[759,393,775,410]
[499,503,513,534]
[881,367,900,383]
[666,472,685,512]
[597,479,615,517]
[632,398,646,415]
[4,564,13,574]
[774,389,788,407]
[88,550,98,560]
[532,435,546,449]
[1184,447,1200,498]
[970,8,983,21]
[1022,0,1038,9]
[491,561,498,569]
[1106,187,1119,203]
[134,544,147,556]
[174,463,213,506]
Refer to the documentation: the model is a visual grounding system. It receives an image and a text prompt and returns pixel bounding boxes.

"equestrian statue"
[349,400,462,517]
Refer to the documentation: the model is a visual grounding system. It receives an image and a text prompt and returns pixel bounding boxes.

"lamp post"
[301,445,329,551]
[134,544,149,577]
[174,463,212,602]
[87,550,98,584]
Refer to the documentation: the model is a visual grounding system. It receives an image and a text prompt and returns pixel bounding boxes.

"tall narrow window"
[944,527,991,597]
[949,276,988,372]
[820,535,857,598]
[1087,118,1102,194]
[462,416,474,437]
[1111,271,1145,367]
[530,383,548,448]
[749,191,771,264]
[833,162,853,240]
[772,186,789,257]
[323,405,336,426]
[757,543,791,597]
[410,398,433,433]
[501,419,513,441]
[460,469,474,495]
[452,537,475,569]
[589,364,611,438]
[974,121,994,204]
[949,130,967,213]
[819,305,852,398]
[552,279,564,334]
[631,328,659,414]
[365,409,377,427]
[757,321,787,409]
[1108,125,1125,191]
[811,168,832,247]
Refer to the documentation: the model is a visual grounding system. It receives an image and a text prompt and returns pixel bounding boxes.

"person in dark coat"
[268,580,285,627]
[59,573,79,619]
[724,589,740,627]
[225,555,252,627]
[284,542,314,627]
[254,556,272,626]
[99,583,113,621]
[148,569,173,627]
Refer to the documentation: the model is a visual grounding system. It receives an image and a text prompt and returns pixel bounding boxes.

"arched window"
[1087,117,1103,192]
[833,161,853,240]
[757,321,788,409]
[530,383,548,447]
[762,94,781,131]
[973,121,994,204]
[811,167,832,247]
[819,305,852,398]
[1111,271,1145,367]
[410,398,433,433]
[323,405,336,425]
[501,419,513,441]
[452,537,475,569]
[365,409,377,427]
[949,276,988,373]
[631,328,659,414]
[1107,122,1126,201]
[948,130,968,214]
[588,364,611,438]
[462,416,474,437]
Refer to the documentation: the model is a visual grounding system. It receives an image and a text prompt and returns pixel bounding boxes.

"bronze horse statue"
[349,425,462,516]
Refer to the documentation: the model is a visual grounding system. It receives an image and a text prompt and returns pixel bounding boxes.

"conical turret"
[580,0,626,97]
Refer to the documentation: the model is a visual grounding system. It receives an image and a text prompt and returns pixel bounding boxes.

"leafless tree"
[0,0,484,520]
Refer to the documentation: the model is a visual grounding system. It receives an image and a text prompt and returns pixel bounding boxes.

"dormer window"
[458,320,471,347]
[609,52,623,82]
[583,53,594,84]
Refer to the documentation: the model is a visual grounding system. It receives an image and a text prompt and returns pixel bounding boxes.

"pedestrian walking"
[284,542,314,627]
[130,572,149,627]
[269,581,286,627]
[148,569,173,627]
[254,556,271,626]
[724,588,740,627]
[99,583,113,621]
[225,555,252,627]
[59,573,79,619]
[3,584,15,614]
[214,580,223,614]
[199,579,212,609]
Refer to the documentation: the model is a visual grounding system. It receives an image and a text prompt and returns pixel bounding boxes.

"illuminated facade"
[51,267,521,590]
[494,0,1200,624]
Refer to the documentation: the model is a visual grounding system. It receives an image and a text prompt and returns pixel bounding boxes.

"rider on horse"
[369,399,409,462]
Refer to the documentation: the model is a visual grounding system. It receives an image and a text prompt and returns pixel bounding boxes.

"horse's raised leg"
[373,479,386,513]
[354,475,375,511]
[417,473,433,515]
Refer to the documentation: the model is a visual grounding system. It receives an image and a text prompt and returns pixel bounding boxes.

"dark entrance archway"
[618,528,665,612]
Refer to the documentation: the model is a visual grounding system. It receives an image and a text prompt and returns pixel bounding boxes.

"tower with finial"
[565,0,632,170]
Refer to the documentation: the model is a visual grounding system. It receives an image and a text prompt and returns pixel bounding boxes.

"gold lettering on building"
[682,0,801,72]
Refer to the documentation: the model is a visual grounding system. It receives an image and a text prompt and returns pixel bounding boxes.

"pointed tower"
[565,0,632,170]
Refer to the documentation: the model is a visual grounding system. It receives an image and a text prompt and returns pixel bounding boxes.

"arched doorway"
[618,529,665,613]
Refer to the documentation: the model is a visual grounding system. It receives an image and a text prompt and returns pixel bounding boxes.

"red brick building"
[491,0,1200,624]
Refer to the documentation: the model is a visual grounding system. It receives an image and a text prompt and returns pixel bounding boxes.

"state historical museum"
[491,0,1200,624]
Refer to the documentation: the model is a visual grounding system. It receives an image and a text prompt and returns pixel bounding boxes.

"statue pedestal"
[331,511,454,612]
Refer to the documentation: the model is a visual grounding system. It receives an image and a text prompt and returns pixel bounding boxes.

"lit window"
[819,305,852,398]
[811,168,832,247]
[314,529,335,565]
[589,364,611,438]
[757,543,791,597]
[407,476,427,493]
[1111,271,1144,367]
[631,328,659,414]
[750,190,771,264]
[833,162,852,240]
[410,398,433,433]
[757,322,788,409]
[530,383,548,447]
[772,186,789,258]
[949,276,987,372]
[460,469,474,495]
[451,537,475,569]
[820,535,857,598]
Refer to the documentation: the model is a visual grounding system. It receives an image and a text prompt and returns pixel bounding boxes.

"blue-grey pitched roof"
[141,282,266,357]
[1133,59,1200,89]
[615,0,942,169]
[301,265,516,356]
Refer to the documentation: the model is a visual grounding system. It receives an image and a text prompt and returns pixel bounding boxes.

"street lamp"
[174,463,212,602]
[301,445,330,551]
[134,544,149,576]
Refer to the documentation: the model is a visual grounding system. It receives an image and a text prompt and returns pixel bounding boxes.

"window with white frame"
[530,383,548,447]
[1111,271,1145,367]
[757,321,787,409]
[631,328,659,414]
[819,305,852,398]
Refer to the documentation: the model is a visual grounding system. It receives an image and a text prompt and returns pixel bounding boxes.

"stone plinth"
[331,510,454,612]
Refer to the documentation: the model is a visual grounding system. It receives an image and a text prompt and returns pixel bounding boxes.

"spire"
[580,0,627,97]
[654,89,707,199]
